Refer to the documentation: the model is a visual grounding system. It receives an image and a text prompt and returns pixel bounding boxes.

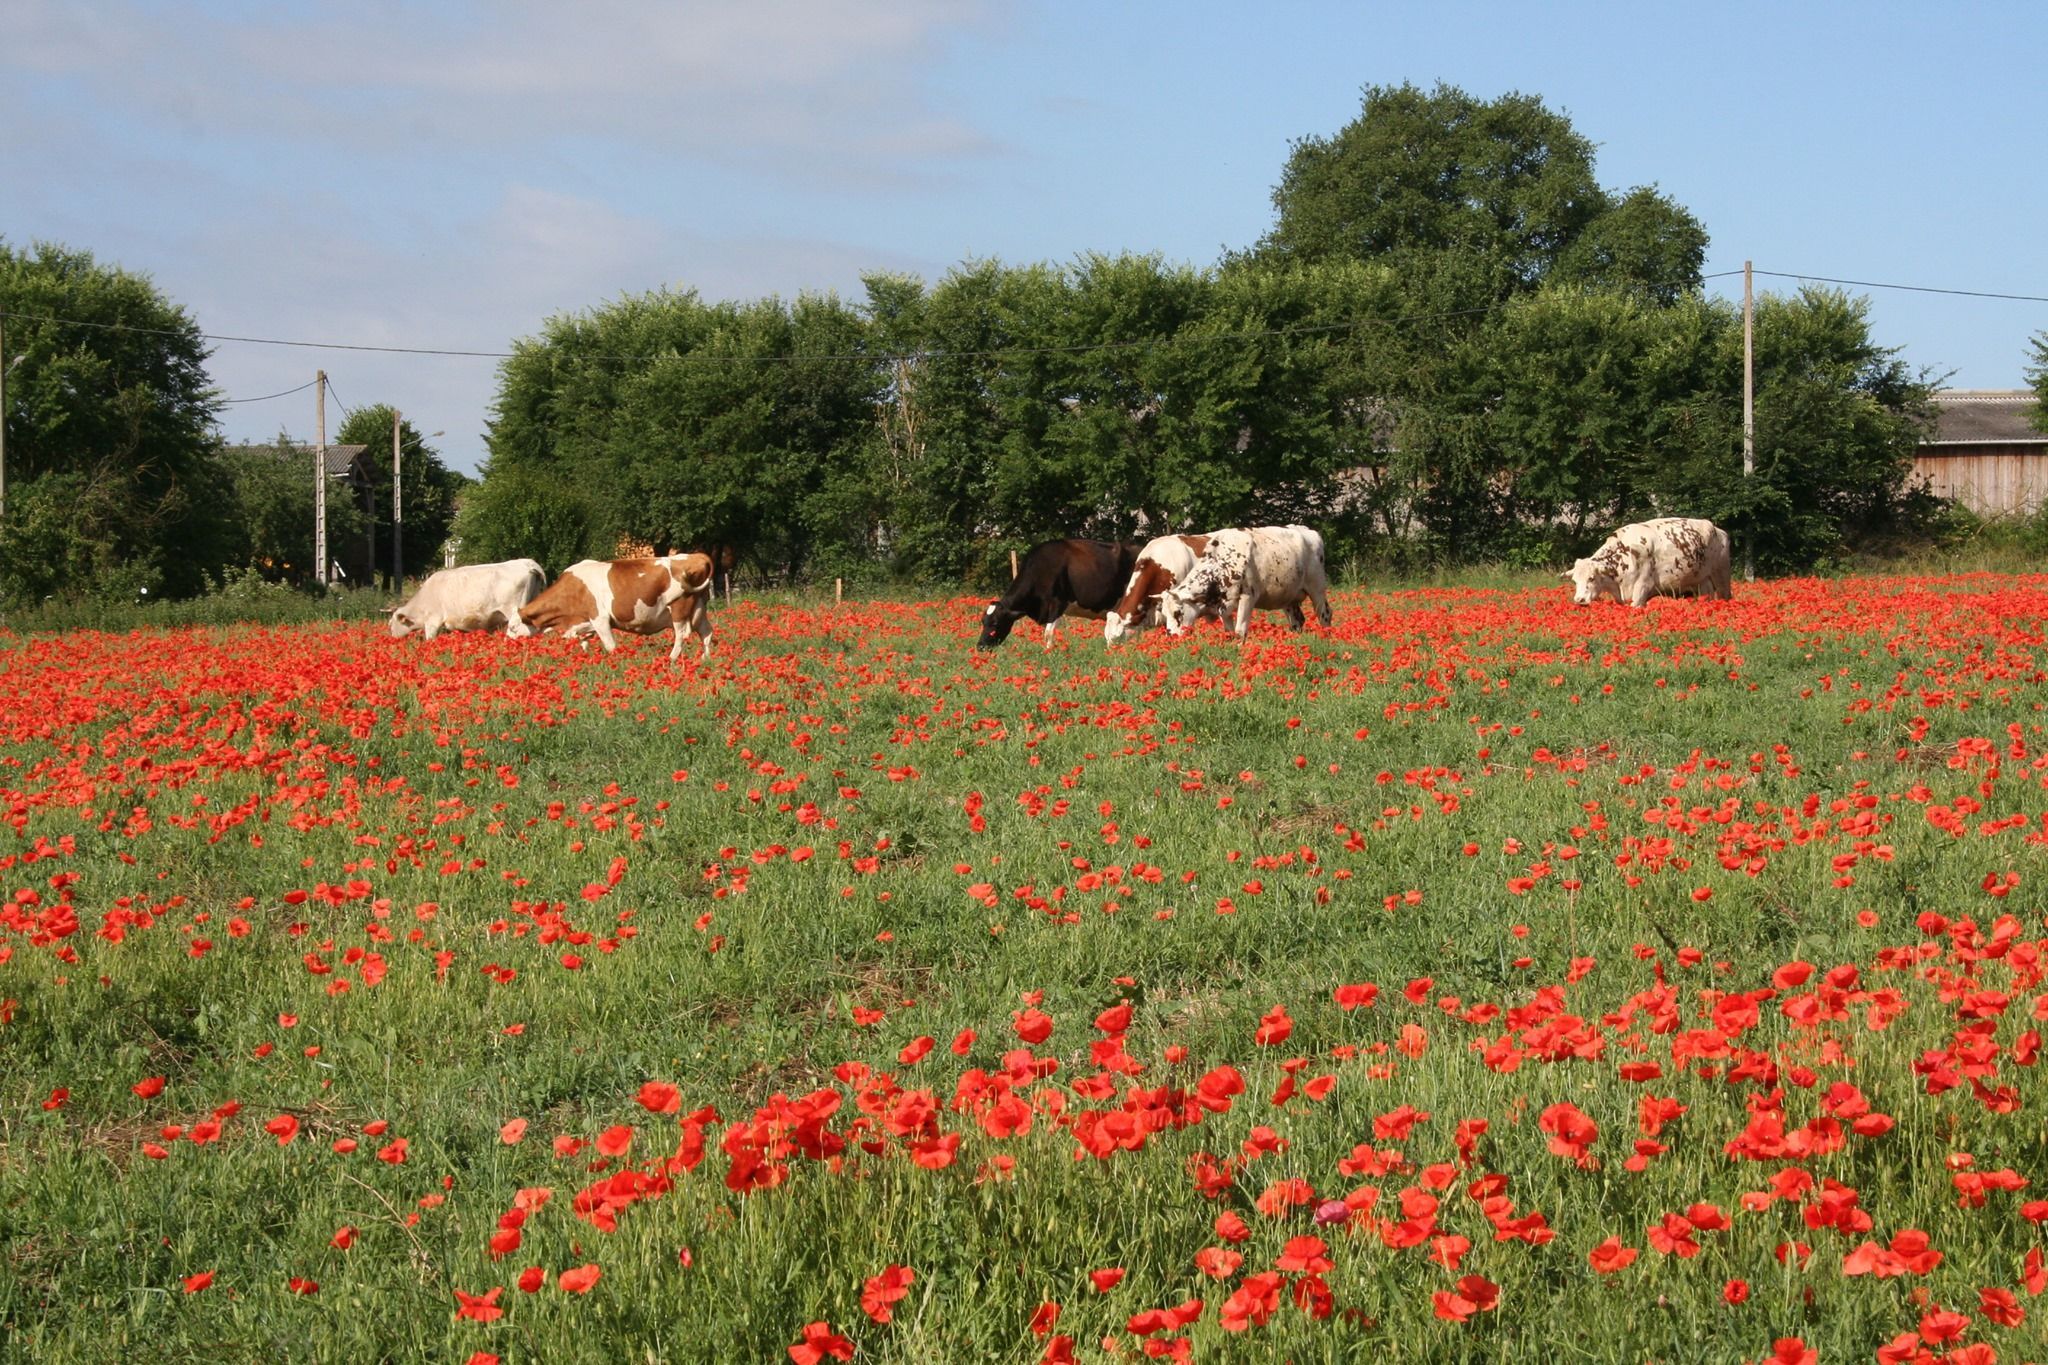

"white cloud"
[13,0,1003,185]
[186,181,939,473]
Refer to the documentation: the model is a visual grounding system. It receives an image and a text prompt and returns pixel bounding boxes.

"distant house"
[1913,390,2048,518]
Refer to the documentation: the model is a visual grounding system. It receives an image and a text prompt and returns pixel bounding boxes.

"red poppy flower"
[637,1081,681,1114]
[861,1264,915,1324]
[1089,1267,1126,1293]
[788,1322,854,1365]
[453,1286,503,1322]
[558,1264,602,1294]
[182,1270,215,1294]
[1588,1236,1638,1274]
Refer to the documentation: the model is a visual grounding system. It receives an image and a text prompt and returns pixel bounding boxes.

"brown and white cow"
[1159,525,1333,640]
[1102,534,1210,643]
[519,552,716,662]
[1562,517,1732,607]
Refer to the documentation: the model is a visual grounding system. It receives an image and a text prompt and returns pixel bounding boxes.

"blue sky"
[7,0,2045,474]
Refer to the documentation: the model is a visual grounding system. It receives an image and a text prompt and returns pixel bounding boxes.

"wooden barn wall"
[1911,446,2048,518]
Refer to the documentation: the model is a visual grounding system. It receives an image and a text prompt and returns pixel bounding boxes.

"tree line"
[464,84,1941,585]
[1,84,1993,606]
[0,244,462,607]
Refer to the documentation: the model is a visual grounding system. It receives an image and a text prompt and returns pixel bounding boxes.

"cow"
[1103,533,1211,643]
[1158,525,1334,640]
[388,559,546,641]
[519,552,717,662]
[1562,517,1732,607]
[978,539,1141,649]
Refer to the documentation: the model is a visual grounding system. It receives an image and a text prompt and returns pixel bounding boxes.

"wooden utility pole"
[314,371,329,587]
[391,407,404,590]
[1742,261,1755,583]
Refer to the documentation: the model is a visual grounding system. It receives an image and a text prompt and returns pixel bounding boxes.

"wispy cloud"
[14,0,1003,185]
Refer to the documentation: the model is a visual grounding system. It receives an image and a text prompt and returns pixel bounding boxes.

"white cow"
[1562,517,1732,607]
[389,559,546,640]
[1159,525,1333,640]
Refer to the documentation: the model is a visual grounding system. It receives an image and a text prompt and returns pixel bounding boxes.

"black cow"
[978,539,1142,649]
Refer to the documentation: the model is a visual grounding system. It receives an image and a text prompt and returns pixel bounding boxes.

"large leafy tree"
[333,405,465,587]
[0,239,228,600]
[215,431,366,588]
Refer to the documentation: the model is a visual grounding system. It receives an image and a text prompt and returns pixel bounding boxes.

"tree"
[214,432,365,588]
[1261,84,1606,288]
[0,239,229,600]
[1257,83,1705,302]
[2028,333,2048,434]
[334,405,464,587]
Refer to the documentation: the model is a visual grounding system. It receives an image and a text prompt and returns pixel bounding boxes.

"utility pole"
[392,407,404,590]
[315,371,328,588]
[1742,260,1755,584]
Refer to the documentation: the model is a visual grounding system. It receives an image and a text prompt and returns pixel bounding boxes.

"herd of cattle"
[386,516,1733,661]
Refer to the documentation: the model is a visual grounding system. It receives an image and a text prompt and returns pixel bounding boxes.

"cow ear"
[1558,570,1571,581]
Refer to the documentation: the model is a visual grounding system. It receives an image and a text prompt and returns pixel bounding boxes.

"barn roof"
[235,442,370,477]
[1923,390,2046,447]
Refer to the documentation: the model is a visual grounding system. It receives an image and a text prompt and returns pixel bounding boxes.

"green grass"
[1,577,2044,1362]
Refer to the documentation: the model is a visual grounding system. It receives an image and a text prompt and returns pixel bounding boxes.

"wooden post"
[1742,261,1755,584]
[391,407,404,590]
[314,371,328,587]
[1009,550,1018,580]
[835,578,843,605]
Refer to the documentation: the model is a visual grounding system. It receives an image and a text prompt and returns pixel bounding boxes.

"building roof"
[1923,390,2046,447]
[235,442,370,477]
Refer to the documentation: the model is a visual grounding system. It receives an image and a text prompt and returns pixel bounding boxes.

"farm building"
[1912,390,2048,518]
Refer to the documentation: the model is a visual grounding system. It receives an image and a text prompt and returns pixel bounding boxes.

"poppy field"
[2,577,2046,1364]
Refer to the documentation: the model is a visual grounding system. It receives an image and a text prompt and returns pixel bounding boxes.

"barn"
[1912,390,2048,519]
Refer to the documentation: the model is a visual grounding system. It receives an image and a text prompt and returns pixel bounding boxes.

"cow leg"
[1233,594,1254,640]
[669,617,686,664]
[594,619,620,652]
[422,619,441,642]
[1307,571,1334,627]
[1286,602,1306,630]
[694,600,714,661]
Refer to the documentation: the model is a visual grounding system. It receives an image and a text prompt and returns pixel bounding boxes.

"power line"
[0,272,1742,367]
[218,377,319,404]
[1750,271,2048,306]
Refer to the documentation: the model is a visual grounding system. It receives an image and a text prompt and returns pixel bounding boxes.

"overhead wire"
[217,377,319,404]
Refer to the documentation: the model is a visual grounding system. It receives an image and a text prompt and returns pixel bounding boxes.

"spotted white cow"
[388,559,546,641]
[1562,517,1732,607]
[519,552,717,662]
[1158,525,1333,640]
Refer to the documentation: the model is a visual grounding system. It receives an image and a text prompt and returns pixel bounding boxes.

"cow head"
[503,616,533,640]
[1561,554,1625,605]
[388,608,418,639]
[977,601,1020,649]
[1157,581,1201,636]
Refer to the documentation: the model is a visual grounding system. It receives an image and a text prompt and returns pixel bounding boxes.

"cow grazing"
[388,559,546,641]
[519,552,717,662]
[1103,534,1211,643]
[978,539,1141,649]
[1159,525,1334,640]
[1562,517,1732,607]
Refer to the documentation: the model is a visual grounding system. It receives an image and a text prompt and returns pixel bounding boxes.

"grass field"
[2,576,2044,1364]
